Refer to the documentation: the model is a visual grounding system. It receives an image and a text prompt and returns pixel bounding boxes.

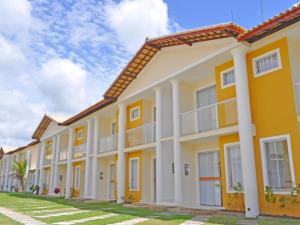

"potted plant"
[54,187,60,195]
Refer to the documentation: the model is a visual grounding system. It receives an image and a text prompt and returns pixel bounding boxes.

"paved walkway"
[35,210,90,218]
[0,207,46,225]
[108,217,150,225]
[53,213,118,225]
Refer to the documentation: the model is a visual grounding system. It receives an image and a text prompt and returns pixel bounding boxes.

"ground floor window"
[225,143,243,192]
[260,135,295,192]
[129,158,139,191]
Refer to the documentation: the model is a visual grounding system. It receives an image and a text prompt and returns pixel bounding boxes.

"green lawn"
[0,192,299,225]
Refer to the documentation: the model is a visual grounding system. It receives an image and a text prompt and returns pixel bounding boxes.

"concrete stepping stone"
[35,210,90,218]
[180,216,210,225]
[108,217,149,225]
[237,220,258,225]
[32,208,77,213]
[0,207,46,225]
[53,213,118,225]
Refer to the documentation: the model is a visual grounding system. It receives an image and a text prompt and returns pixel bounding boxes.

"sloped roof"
[1,146,17,154]
[62,99,115,126]
[32,114,70,139]
[103,23,245,100]
[239,3,300,42]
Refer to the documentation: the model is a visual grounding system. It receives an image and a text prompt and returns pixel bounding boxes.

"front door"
[73,166,80,197]
[196,86,217,132]
[198,151,221,207]
[109,164,115,199]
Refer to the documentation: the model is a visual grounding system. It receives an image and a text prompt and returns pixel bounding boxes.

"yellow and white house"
[2,4,300,218]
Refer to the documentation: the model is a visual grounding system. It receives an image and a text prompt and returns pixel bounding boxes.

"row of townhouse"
[0,142,39,193]
[2,4,300,218]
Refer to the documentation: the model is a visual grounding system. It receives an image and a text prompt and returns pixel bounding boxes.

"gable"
[41,121,61,139]
[119,38,236,100]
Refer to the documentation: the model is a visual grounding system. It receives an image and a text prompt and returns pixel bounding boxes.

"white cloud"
[105,0,170,52]
[38,58,87,113]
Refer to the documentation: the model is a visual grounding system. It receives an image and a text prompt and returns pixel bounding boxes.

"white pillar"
[53,134,60,193]
[34,143,41,187]
[117,103,126,203]
[4,156,10,191]
[171,79,183,205]
[84,119,93,198]
[49,135,57,195]
[14,154,20,190]
[66,128,74,198]
[231,46,259,218]
[155,87,163,203]
[38,142,46,195]
[0,158,5,190]
[92,116,99,199]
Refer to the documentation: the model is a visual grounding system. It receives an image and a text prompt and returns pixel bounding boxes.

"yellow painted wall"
[126,100,143,130]
[125,151,142,203]
[246,37,300,217]
[43,168,50,195]
[74,126,86,146]
[45,140,53,158]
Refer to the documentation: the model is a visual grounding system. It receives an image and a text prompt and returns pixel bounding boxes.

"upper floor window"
[225,143,243,192]
[253,48,281,77]
[260,135,295,192]
[130,106,140,121]
[221,68,235,88]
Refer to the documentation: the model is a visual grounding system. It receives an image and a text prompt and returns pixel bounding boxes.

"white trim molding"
[220,67,235,89]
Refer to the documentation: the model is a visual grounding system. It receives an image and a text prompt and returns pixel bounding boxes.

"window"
[153,107,156,122]
[221,68,235,88]
[74,166,80,189]
[130,107,140,121]
[129,158,139,191]
[253,49,281,77]
[225,143,243,192]
[76,130,83,140]
[260,135,295,192]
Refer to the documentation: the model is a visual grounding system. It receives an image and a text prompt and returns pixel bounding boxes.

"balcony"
[59,149,68,162]
[99,134,118,154]
[73,143,86,159]
[44,155,52,166]
[180,98,238,136]
[126,122,156,148]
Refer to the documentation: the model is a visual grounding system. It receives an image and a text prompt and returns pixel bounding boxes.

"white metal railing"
[126,122,156,147]
[180,98,238,136]
[73,143,86,158]
[294,82,300,114]
[99,134,118,154]
[59,149,68,162]
[44,156,52,165]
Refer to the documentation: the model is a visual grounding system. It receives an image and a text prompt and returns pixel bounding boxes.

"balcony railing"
[44,156,52,166]
[99,134,118,154]
[73,143,86,158]
[180,98,238,136]
[59,149,68,162]
[126,122,156,148]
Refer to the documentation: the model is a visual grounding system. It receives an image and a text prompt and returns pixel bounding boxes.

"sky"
[0,0,298,147]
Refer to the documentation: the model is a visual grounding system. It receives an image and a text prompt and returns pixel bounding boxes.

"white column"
[14,154,20,190]
[66,128,74,198]
[117,103,126,203]
[155,87,163,203]
[53,134,60,193]
[38,142,46,195]
[49,136,57,195]
[92,116,99,199]
[84,119,93,198]
[34,143,41,186]
[171,79,183,205]
[231,46,259,218]
[0,158,5,190]
[4,157,9,191]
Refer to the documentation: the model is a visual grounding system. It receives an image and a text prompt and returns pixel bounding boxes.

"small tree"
[12,160,28,192]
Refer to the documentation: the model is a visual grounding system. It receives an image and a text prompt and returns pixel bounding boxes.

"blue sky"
[0,0,298,146]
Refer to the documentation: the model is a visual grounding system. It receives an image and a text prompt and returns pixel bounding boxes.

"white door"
[196,86,217,132]
[198,151,221,207]
[109,164,115,199]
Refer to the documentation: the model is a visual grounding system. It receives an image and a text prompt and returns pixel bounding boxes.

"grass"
[0,213,21,225]
[1,192,300,225]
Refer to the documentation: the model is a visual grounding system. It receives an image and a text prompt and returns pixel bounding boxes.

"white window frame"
[74,166,80,189]
[220,67,235,89]
[252,48,282,78]
[260,134,295,194]
[224,142,244,193]
[129,157,139,191]
[130,106,140,121]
